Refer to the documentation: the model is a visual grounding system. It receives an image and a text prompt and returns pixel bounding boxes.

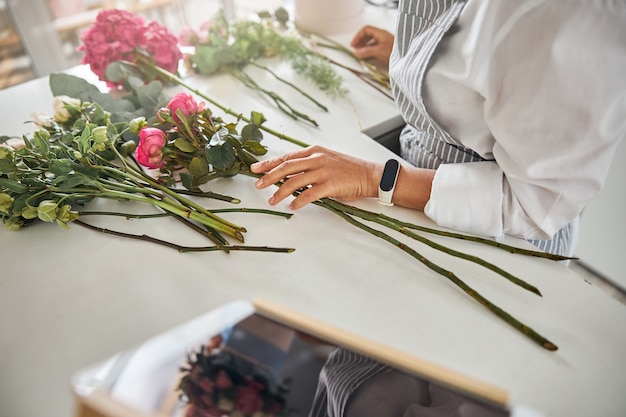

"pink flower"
[135,127,167,169]
[78,9,182,88]
[142,21,182,74]
[166,93,204,123]
[234,385,264,415]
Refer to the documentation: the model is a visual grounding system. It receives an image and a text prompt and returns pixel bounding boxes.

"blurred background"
[0,0,284,89]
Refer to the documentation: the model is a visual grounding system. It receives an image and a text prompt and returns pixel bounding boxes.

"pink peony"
[234,385,264,415]
[166,93,204,123]
[78,9,182,88]
[135,127,167,169]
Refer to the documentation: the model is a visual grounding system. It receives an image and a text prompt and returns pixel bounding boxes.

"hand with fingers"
[250,146,383,210]
[350,25,395,68]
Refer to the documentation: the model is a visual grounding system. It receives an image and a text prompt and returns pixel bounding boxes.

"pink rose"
[135,127,167,169]
[166,93,204,123]
[234,385,264,415]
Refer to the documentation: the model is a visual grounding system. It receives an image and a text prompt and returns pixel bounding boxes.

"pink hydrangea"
[78,9,182,88]
[135,127,167,169]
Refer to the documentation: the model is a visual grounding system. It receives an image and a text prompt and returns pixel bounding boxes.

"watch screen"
[380,159,400,192]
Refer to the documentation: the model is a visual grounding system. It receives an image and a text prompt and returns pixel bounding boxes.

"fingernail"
[268,196,275,205]
[255,178,263,188]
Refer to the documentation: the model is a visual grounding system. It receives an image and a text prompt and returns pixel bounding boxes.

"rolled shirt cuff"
[424,161,503,238]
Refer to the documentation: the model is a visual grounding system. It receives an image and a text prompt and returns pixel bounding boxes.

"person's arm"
[420,0,626,240]
[250,145,434,210]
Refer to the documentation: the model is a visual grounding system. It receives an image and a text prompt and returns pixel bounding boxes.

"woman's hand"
[350,25,395,68]
[250,145,383,210]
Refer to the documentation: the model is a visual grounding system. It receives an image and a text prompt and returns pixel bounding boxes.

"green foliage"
[186,9,346,98]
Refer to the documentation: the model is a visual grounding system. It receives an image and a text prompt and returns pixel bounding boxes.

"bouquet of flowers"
[0,74,293,253]
[179,343,290,417]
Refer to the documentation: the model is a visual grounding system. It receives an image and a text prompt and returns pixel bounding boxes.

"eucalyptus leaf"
[136,81,165,112]
[50,73,101,103]
[193,46,220,74]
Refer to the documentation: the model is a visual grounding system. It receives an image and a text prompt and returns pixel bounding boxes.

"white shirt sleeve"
[423,0,626,240]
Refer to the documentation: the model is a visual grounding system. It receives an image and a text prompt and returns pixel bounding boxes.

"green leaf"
[78,125,91,154]
[0,178,27,193]
[241,124,263,143]
[243,141,268,156]
[205,143,235,170]
[222,161,242,177]
[180,172,193,191]
[188,156,209,178]
[50,73,101,102]
[174,138,197,153]
[250,111,267,126]
[192,46,220,74]
[54,173,96,190]
[104,62,126,84]
[49,159,75,176]
[0,159,16,174]
[215,48,237,65]
[136,81,164,112]
[33,130,50,155]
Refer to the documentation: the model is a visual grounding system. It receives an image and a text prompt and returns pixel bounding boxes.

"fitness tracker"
[378,158,400,206]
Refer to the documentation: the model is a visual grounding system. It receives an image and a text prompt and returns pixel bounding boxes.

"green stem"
[322,200,540,295]
[75,220,294,253]
[104,147,247,235]
[249,62,329,112]
[233,69,319,127]
[98,189,245,242]
[328,200,574,262]
[136,60,310,148]
[316,199,557,351]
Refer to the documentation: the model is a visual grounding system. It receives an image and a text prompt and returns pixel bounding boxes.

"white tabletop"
[1,6,626,417]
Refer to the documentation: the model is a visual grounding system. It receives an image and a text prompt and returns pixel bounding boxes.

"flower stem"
[316,199,558,351]
[138,61,310,147]
[75,220,294,253]
[99,189,245,242]
[249,62,329,112]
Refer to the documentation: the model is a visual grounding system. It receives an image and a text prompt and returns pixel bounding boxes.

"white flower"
[0,138,26,150]
[52,95,81,123]
[31,112,53,128]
